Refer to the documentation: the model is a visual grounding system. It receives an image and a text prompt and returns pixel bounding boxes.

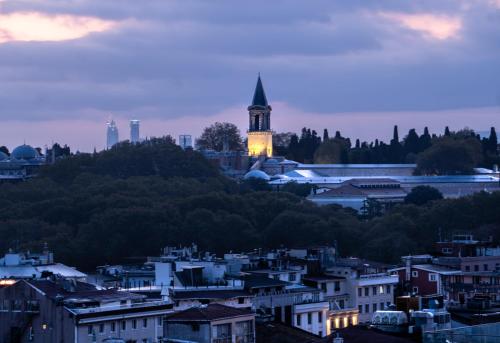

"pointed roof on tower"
[251,74,268,107]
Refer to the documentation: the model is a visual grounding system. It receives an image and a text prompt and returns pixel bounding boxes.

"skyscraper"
[130,120,140,143]
[106,120,119,149]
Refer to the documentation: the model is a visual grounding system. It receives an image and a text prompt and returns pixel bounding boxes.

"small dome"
[244,169,271,181]
[0,151,8,161]
[11,144,39,160]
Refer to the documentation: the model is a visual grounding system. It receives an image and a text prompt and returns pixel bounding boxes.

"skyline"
[1,0,500,151]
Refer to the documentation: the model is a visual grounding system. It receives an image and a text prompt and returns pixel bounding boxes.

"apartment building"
[0,278,173,343]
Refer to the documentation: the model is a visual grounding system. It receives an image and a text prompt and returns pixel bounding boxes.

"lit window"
[379,285,384,294]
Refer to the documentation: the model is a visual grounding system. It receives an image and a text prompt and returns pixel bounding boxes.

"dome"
[244,169,271,181]
[11,144,39,160]
[0,151,8,161]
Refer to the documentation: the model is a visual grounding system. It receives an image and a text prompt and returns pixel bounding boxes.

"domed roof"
[11,144,39,160]
[0,151,8,161]
[244,169,271,181]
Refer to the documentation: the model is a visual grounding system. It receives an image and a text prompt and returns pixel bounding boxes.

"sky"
[0,0,499,152]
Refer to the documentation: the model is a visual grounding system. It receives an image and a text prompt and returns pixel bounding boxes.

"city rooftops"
[165,303,254,322]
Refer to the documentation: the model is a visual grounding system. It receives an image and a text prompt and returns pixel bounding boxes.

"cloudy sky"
[1,0,499,151]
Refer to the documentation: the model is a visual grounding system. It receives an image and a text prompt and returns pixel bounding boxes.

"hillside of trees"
[0,138,499,270]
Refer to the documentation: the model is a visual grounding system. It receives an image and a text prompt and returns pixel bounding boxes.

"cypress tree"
[489,127,498,154]
[323,129,329,142]
[392,125,399,143]
[444,126,451,136]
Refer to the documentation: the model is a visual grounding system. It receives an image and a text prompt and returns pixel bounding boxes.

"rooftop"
[26,279,144,303]
[166,303,254,322]
[170,289,252,300]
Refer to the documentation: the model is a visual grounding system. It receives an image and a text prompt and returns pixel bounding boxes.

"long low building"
[254,162,500,211]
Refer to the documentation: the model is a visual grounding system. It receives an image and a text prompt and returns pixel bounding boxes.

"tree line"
[0,139,498,270]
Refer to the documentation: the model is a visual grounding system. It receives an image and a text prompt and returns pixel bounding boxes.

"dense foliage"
[195,122,244,151]
[274,126,499,174]
[1,139,499,271]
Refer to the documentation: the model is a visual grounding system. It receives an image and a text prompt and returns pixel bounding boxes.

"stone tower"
[247,75,273,157]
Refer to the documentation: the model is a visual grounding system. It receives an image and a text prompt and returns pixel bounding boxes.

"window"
[213,323,231,339]
[111,322,116,332]
[339,300,344,309]
[318,312,322,323]
[273,274,280,280]
[474,265,479,272]
[289,273,296,282]
[121,321,126,331]
[296,314,301,326]
[88,325,93,335]
[143,318,148,328]
[373,303,377,312]
[132,319,137,329]
[429,274,437,282]
[358,305,362,314]
[465,266,470,272]
[157,317,163,327]
[99,324,104,333]
[238,297,245,304]
[334,281,340,292]
[307,313,312,325]
[319,331,323,337]
[372,286,377,296]
[365,304,369,313]
[386,285,391,294]
[484,264,488,271]
[321,283,327,292]
[412,271,418,278]
[0,300,9,311]
[441,247,452,254]
[364,287,369,296]
[412,286,419,294]
[380,302,385,310]
[379,285,384,294]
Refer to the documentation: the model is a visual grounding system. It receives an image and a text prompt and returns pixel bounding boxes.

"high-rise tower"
[130,119,140,143]
[106,119,119,149]
[247,75,273,157]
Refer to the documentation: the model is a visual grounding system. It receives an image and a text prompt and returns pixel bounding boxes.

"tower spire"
[251,74,268,107]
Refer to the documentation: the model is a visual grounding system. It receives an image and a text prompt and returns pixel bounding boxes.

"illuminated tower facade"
[247,75,273,157]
